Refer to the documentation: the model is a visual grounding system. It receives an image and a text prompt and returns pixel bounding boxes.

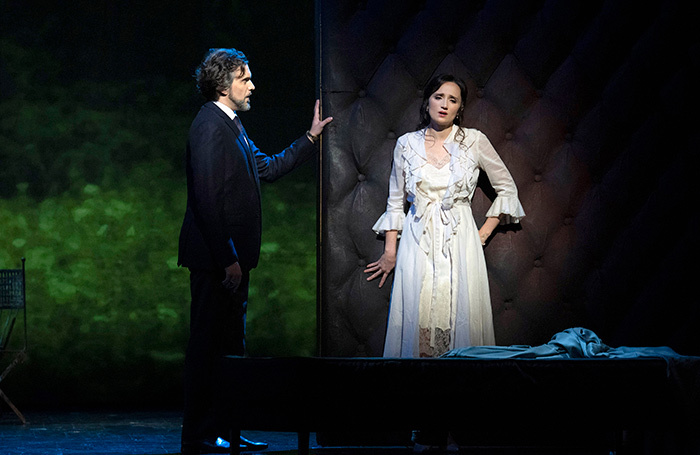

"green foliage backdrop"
[0,39,317,408]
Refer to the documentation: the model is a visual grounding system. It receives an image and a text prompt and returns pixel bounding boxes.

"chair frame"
[0,257,27,424]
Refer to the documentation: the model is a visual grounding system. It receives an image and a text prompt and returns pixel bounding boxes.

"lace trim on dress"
[426,151,451,169]
[419,327,452,358]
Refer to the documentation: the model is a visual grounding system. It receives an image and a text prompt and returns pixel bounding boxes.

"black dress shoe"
[181,437,233,454]
[212,436,268,452]
[182,436,268,454]
[200,438,231,453]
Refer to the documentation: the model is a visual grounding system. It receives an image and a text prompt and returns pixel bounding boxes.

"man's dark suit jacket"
[178,102,317,271]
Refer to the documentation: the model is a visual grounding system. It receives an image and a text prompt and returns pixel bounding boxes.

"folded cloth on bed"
[442,327,683,359]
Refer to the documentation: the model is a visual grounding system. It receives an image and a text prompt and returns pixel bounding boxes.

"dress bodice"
[417,162,451,203]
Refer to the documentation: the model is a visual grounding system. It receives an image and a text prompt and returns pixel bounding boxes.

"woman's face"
[427,81,462,129]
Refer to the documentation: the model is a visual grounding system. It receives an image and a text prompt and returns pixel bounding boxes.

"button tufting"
[316,0,694,358]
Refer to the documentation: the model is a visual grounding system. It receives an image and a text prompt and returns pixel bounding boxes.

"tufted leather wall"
[317,0,699,357]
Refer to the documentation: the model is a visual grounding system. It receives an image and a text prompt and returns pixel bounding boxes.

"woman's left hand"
[479,230,489,246]
[479,216,500,246]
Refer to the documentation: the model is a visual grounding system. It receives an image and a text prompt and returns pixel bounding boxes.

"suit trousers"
[181,267,249,444]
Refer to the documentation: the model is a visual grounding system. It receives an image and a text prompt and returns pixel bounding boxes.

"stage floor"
[0,409,644,454]
[0,410,311,455]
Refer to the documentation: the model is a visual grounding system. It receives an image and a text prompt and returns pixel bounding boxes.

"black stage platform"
[218,355,700,455]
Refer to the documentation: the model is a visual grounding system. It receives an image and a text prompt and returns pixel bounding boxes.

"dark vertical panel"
[319,0,700,356]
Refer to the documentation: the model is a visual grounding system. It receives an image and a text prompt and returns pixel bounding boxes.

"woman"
[365,74,525,358]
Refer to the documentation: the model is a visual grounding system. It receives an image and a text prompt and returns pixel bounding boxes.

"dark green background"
[0,1,318,408]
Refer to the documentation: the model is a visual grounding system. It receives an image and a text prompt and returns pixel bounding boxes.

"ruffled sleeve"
[476,131,526,224]
[373,136,408,234]
[372,211,405,234]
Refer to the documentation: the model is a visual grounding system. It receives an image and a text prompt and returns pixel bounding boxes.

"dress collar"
[443,124,459,144]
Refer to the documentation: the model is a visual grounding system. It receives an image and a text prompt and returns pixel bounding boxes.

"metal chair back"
[0,257,27,424]
[0,258,27,353]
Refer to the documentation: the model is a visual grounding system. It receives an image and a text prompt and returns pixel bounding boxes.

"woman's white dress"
[373,125,525,358]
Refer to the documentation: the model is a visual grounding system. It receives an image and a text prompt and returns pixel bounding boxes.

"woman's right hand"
[364,253,396,288]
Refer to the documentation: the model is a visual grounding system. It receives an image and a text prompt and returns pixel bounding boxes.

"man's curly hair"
[194,48,249,101]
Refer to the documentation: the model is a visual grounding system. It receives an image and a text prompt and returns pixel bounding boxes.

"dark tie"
[232,115,251,152]
[232,115,261,188]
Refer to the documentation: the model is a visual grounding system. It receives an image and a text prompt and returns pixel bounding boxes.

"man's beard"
[231,95,250,111]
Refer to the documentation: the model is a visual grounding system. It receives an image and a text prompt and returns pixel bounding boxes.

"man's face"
[222,65,255,111]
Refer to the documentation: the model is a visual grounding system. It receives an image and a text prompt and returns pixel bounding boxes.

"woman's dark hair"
[418,74,467,130]
[194,48,249,101]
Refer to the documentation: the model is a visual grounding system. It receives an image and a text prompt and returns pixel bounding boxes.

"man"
[177,48,332,455]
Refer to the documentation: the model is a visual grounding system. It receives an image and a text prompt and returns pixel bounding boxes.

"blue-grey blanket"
[442,327,683,359]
